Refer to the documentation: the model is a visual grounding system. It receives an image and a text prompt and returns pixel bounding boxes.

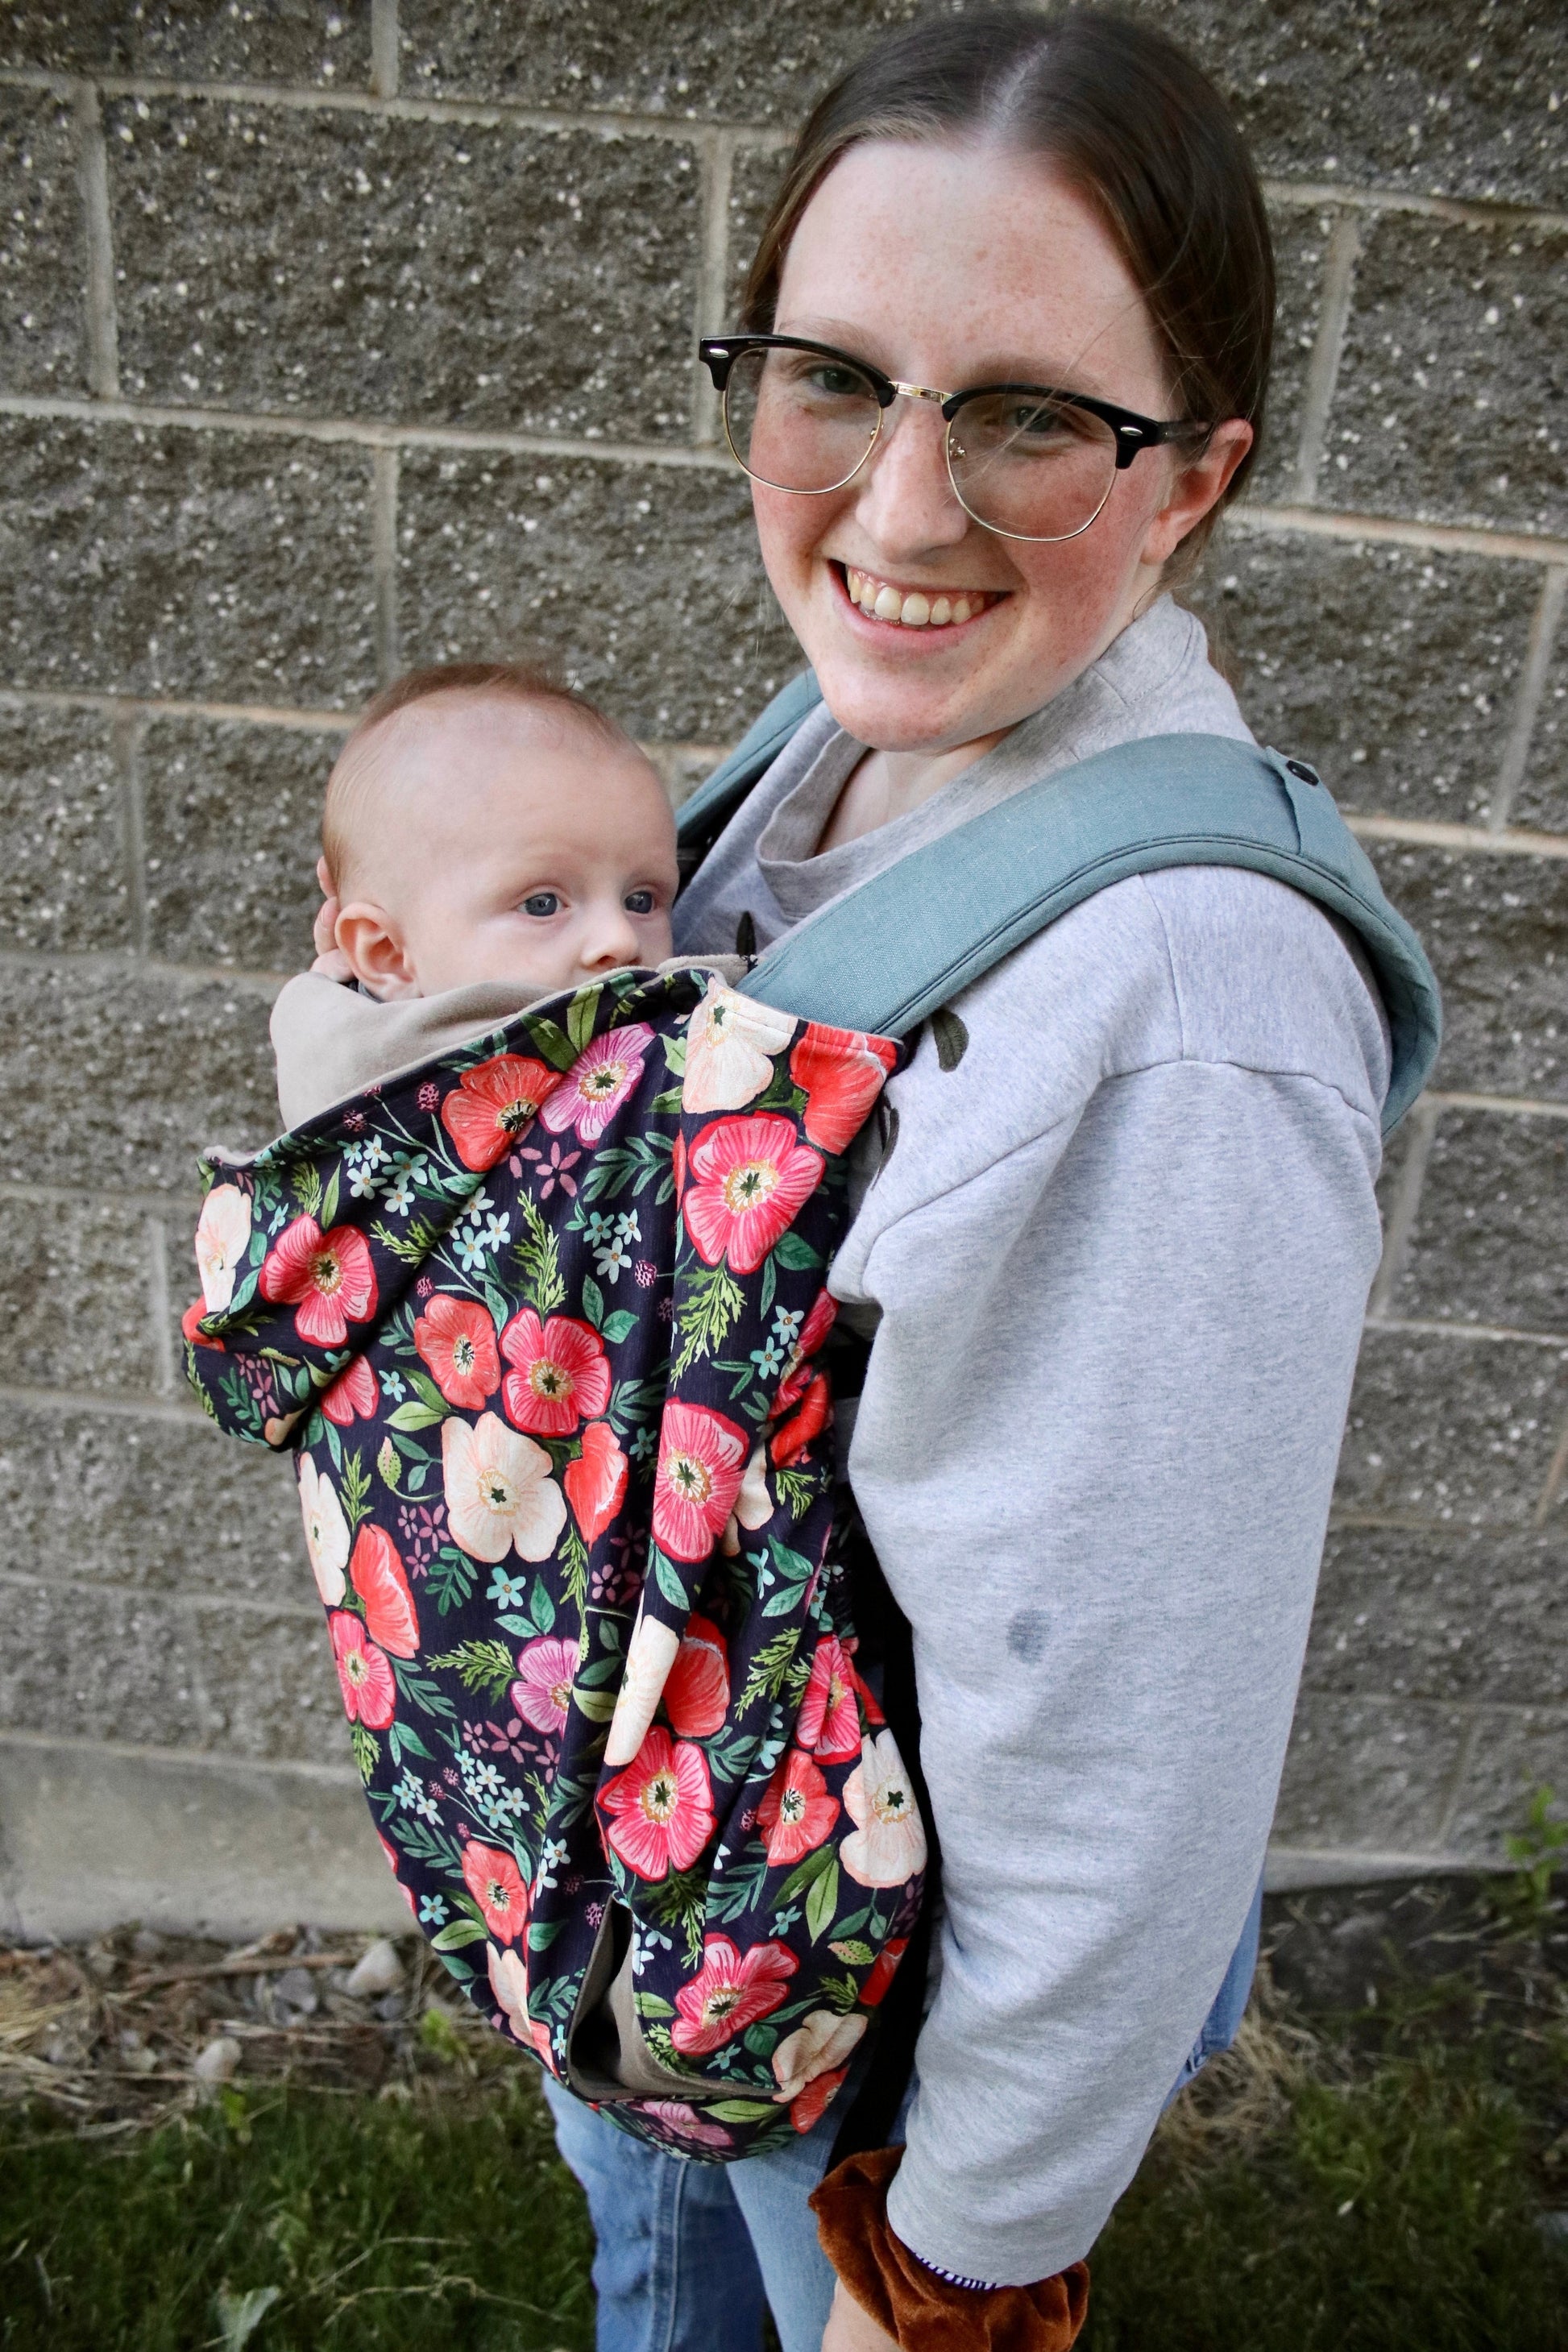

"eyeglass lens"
[721,345,1122,542]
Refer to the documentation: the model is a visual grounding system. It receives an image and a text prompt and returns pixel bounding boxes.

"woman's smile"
[838,564,1007,630]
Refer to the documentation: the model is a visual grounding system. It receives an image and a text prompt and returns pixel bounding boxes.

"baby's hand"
[312,854,354,983]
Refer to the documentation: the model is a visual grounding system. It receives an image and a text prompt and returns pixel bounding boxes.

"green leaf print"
[426,1640,514,1701]
[319,1164,341,1232]
[805,1860,840,1943]
[600,1308,638,1346]
[528,1018,580,1072]
[430,1917,489,1952]
[652,1547,689,1612]
[514,1195,566,1319]
[340,1449,372,1530]
[566,984,604,1053]
[670,1261,745,1379]
[775,1843,836,1907]
[736,1628,803,1718]
[529,1578,557,1635]
[706,2100,779,2124]
[387,1400,445,1432]
[350,1724,380,1782]
[581,1274,606,1330]
[772,1230,823,1271]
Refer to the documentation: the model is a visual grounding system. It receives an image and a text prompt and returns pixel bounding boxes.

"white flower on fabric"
[442,1411,566,1564]
[594,1233,633,1284]
[722,1444,774,1556]
[681,981,795,1114]
[195,1186,252,1313]
[840,1732,927,1888]
[771,2009,867,2101]
[604,1607,682,1767]
[297,1452,348,1607]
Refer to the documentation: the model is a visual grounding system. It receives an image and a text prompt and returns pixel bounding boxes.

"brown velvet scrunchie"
[809,2147,1089,2352]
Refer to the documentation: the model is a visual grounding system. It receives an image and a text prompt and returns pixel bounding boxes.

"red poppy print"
[774,1288,837,1414]
[756,1748,840,1868]
[791,2064,849,2134]
[180,1298,222,1353]
[681,1115,824,1277]
[462,1840,529,1943]
[260,1216,377,1348]
[653,1401,750,1563]
[563,1418,629,1544]
[441,1054,561,1172]
[330,1611,396,1729]
[860,1937,910,2010]
[321,1354,378,1426]
[796,1634,863,1764]
[670,1934,798,2057]
[662,1616,731,1740]
[770,1371,831,1466]
[790,1026,897,1155]
[500,1309,611,1437]
[350,1523,419,1658]
[415,1294,500,1410]
[600,1728,716,1881]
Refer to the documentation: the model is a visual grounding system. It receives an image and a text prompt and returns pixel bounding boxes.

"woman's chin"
[803,638,1032,760]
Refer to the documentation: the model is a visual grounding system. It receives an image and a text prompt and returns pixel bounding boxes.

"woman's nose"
[852,398,972,558]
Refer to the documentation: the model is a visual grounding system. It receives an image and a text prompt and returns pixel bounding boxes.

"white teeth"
[845,569,987,628]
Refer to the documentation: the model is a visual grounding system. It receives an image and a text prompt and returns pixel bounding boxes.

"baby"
[272,663,684,1130]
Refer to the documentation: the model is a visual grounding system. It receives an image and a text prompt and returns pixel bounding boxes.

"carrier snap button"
[1284,757,1321,786]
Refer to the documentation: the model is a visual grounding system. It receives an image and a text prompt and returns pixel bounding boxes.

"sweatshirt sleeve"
[832,876,1387,2285]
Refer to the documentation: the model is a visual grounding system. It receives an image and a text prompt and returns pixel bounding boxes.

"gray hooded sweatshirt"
[673,595,1389,2284]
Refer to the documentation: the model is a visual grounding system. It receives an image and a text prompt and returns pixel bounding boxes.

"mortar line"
[371,445,400,685]
[110,706,149,954]
[0,684,355,731]
[369,0,398,100]
[1533,1411,1568,1528]
[1487,565,1566,832]
[0,1724,360,1785]
[0,1179,197,1211]
[1260,177,1568,235]
[72,79,119,397]
[1424,1089,1568,1119]
[0,945,284,993]
[0,1569,321,1624]
[1367,1315,1568,1347]
[1346,811,1568,858]
[1431,1715,1483,1850]
[145,1213,176,1398]
[0,1383,209,1422]
[1292,209,1362,504]
[692,127,736,448]
[1366,1093,1439,1320]
[1228,504,1568,566]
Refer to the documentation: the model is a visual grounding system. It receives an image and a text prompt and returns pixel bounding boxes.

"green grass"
[0,2080,595,2352]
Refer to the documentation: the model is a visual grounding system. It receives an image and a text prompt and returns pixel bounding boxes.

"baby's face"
[338,696,679,998]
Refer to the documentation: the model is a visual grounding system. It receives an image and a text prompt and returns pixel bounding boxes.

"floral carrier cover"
[185,966,928,2159]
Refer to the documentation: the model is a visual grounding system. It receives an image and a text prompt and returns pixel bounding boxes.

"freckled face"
[752,140,1197,757]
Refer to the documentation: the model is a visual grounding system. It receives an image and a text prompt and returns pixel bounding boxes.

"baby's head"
[322,664,678,999]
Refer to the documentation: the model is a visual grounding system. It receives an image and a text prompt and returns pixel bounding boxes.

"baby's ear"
[334,901,418,1000]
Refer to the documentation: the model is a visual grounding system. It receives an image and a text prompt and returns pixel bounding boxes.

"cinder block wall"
[0,0,1562,1935]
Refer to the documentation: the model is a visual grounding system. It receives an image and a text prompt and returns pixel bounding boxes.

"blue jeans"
[545,1877,1264,2352]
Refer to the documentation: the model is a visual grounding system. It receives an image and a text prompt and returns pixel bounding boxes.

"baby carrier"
[186,684,1441,2162]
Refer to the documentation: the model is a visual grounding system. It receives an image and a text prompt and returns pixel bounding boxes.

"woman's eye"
[624,890,656,915]
[521,892,560,918]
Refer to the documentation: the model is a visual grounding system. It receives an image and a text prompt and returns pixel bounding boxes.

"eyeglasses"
[699,334,1209,545]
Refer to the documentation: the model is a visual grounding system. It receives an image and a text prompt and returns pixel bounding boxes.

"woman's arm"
[831,867,1389,2285]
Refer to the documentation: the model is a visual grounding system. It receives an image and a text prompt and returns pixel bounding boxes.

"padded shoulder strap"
[745,733,1441,1136]
[676,670,823,864]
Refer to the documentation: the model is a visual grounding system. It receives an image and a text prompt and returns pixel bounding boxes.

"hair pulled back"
[740,8,1274,579]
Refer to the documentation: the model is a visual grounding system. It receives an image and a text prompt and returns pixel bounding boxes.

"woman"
[340,13,1391,2348]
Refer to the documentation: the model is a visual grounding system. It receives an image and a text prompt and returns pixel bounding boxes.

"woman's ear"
[334,900,419,1000]
[1139,418,1255,569]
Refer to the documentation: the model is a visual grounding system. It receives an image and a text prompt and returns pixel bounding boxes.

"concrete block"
[724,143,786,325]
[109,98,703,442]
[0,1193,160,1394]
[1512,620,1568,837]
[1392,1106,1568,1337]
[0,1577,345,1764]
[1247,205,1334,506]
[1322,214,1567,540]
[1336,1325,1568,1526]
[396,447,798,742]
[1367,842,1568,1101]
[1443,1708,1568,1859]
[0,417,377,707]
[1191,533,1538,823]
[0,86,86,396]
[0,1735,409,1941]
[0,2,371,84]
[1305,1520,1568,1707]
[142,716,337,972]
[0,702,131,953]
[0,1400,304,1600]
[0,960,278,1194]
[1273,1690,1470,1852]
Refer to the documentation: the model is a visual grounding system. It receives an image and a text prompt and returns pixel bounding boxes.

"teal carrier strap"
[677,676,1441,1136]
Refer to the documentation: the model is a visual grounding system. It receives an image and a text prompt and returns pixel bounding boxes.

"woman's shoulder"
[929,861,1391,1133]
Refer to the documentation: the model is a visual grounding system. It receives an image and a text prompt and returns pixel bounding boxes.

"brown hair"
[322,661,633,893]
[740,8,1274,583]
